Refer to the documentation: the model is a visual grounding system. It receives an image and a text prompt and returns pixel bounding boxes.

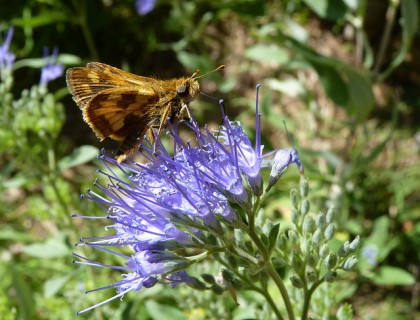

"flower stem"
[265,260,296,320]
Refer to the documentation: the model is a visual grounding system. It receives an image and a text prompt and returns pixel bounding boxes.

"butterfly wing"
[83,87,159,141]
[66,62,159,109]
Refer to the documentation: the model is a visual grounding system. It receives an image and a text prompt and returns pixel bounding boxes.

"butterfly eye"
[177,84,189,97]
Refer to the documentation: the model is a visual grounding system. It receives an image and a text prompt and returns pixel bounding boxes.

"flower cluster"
[74,88,304,314]
[40,47,64,86]
[135,0,156,15]
[0,28,15,71]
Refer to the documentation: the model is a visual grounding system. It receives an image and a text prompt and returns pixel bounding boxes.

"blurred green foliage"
[1,0,419,319]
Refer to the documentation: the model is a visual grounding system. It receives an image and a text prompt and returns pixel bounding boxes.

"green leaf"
[303,0,348,20]
[12,54,82,70]
[145,300,187,320]
[245,44,290,65]
[44,274,73,297]
[176,51,213,72]
[379,0,419,80]
[12,10,70,27]
[312,62,349,106]
[23,234,70,258]
[372,266,415,285]
[268,223,280,253]
[58,145,99,171]
[11,266,34,320]
[341,66,375,121]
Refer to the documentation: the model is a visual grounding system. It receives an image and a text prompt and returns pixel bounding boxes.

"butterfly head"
[176,78,200,103]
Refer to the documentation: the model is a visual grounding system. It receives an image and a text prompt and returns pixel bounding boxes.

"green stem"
[265,260,296,320]
[73,0,99,60]
[301,279,324,320]
[372,0,400,77]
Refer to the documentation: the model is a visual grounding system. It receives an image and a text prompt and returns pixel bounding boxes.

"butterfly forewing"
[83,87,158,141]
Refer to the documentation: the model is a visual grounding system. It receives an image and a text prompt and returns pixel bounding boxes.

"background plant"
[0,0,419,319]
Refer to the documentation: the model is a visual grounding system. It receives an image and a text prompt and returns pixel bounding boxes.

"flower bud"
[349,235,360,252]
[211,284,224,295]
[300,177,309,197]
[324,253,338,269]
[292,208,300,224]
[319,243,330,259]
[292,252,303,270]
[185,276,207,290]
[221,269,234,283]
[338,241,350,257]
[266,149,302,192]
[306,271,318,282]
[201,273,216,284]
[311,229,323,247]
[301,198,310,216]
[326,207,335,224]
[324,223,335,240]
[303,215,315,234]
[290,189,299,209]
[307,251,318,267]
[288,229,299,244]
[342,255,358,270]
[324,271,337,282]
[315,213,326,229]
[290,276,303,288]
[272,257,287,269]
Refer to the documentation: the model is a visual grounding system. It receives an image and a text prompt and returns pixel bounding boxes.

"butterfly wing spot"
[83,89,158,141]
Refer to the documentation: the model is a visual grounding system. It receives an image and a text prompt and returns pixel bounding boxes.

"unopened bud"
[324,271,337,282]
[326,207,335,224]
[185,276,207,290]
[324,253,338,269]
[315,213,326,229]
[292,208,300,224]
[290,276,303,288]
[300,177,309,197]
[319,243,330,259]
[272,257,287,269]
[349,235,361,251]
[338,241,350,257]
[211,284,224,295]
[342,255,358,270]
[201,273,216,284]
[290,189,299,209]
[303,215,315,234]
[301,198,310,216]
[312,229,323,247]
[307,271,318,282]
[288,229,299,244]
[324,223,335,240]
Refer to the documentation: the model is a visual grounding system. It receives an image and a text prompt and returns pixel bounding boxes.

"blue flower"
[135,0,156,16]
[40,47,64,85]
[0,27,16,71]
[362,244,379,266]
[74,85,303,313]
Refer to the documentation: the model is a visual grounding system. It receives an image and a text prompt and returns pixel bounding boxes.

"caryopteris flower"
[73,86,303,314]
[40,47,63,85]
[0,27,15,71]
[135,0,156,15]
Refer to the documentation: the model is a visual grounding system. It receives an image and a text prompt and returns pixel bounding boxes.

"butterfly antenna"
[192,65,225,80]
